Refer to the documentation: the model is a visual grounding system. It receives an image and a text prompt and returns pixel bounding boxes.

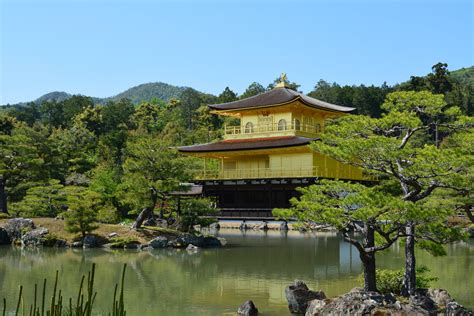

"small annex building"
[178,76,368,218]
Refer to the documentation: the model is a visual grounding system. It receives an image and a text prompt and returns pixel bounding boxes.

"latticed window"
[244,122,254,133]
[278,119,287,131]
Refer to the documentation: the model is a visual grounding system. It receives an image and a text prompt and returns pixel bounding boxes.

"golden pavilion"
[178,75,366,217]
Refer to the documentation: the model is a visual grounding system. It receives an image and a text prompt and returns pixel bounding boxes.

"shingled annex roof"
[177,136,316,153]
[208,87,355,113]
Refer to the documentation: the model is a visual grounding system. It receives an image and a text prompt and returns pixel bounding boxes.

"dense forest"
[0,63,472,226]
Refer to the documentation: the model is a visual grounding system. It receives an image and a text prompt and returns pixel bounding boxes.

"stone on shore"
[21,227,49,247]
[83,235,106,248]
[305,287,473,315]
[186,244,199,251]
[285,280,326,314]
[4,218,35,240]
[149,236,169,248]
[237,300,258,316]
[176,233,204,247]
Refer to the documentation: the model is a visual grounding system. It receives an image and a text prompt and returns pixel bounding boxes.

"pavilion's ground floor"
[196,178,318,218]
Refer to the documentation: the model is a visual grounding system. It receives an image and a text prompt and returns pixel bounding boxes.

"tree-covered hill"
[3,82,189,106]
[35,91,72,104]
[104,82,187,104]
[450,66,474,87]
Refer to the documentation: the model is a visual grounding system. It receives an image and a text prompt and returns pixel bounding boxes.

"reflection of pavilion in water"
[213,230,362,302]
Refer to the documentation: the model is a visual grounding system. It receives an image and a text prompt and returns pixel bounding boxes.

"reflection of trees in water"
[1,236,472,314]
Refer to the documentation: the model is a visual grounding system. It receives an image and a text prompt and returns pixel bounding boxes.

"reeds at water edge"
[2,264,127,316]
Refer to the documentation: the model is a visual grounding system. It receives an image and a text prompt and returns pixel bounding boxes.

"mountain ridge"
[3,66,472,107]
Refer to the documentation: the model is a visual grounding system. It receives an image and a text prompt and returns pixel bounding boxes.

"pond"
[0,229,472,315]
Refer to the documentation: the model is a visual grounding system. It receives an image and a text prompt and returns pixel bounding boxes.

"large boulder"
[202,236,222,247]
[83,235,106,248]
[313,288,384,315]
[149,236,170,248]
[410,288,438,313]
[176,233,204,247]
[237,300,258,316]
[427,288,453,307]
[0,227,11,245]
[305,298,330,316]
[4,218,35,240]
[285,280,326,314]
[21,228,49,247]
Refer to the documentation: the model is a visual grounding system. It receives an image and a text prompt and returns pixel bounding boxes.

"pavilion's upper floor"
[209,86,355,140]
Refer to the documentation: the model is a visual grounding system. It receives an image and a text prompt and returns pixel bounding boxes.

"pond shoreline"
[0,217,225,250]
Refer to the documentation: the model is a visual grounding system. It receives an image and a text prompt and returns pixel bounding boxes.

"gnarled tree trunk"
[402,222,416,296]
[360,224,377,292]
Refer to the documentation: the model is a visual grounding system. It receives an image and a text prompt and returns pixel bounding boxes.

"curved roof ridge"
[177,136,317,153]
[208,87,354,113]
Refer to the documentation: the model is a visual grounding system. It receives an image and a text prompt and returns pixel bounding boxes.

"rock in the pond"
[108,232,118,238]
[124,242,141,249]
[280,222,289,231]
[285,280,326,314]
[305,298,330,316]
[71,241,83,248]
[0,227,11,245]
[237,300,258,316]
[4,218,35,240]
[311,288,383,315]
[209,222,220,230]
[176,233,204,247]
[186,244,199,251]
[202,236,222,247]
[83,235,105,248]
[427,288,453,307]
[21,227,49,247]
[149,236,169,248]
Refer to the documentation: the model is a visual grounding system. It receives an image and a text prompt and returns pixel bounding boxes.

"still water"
[0,230,472,315]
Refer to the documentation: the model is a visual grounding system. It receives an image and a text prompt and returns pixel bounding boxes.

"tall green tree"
[240,82,265,99]
[10,179,66,217]
[0,124,46,202]
[217,87,238,103]
[63,189,100,238]
[307,91,472,295]
[179,88,203,130]
[274,180,406,291]
[119,132,193,229]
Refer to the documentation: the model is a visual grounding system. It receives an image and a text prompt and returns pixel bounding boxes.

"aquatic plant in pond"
[2,264,127,316]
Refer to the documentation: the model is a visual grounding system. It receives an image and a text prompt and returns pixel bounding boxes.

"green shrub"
[97,207,121,224]
[375,269,404,294]
[0,212,10,219]
[41,233,60,247]
[360,265,439,294]
[109,236,138,248]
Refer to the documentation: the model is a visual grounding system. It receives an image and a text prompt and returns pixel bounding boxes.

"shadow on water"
[0,229,472,315]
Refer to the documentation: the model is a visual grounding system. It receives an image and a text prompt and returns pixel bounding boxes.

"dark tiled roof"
[208,87,355,113]
[178,136,316,153]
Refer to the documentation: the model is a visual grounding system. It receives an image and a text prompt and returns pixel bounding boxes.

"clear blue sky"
[1,0,473,104]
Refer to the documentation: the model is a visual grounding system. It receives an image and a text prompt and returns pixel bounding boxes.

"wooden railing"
[224,122,321,139]
[193,167,319,180]
[192,166,373,181]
